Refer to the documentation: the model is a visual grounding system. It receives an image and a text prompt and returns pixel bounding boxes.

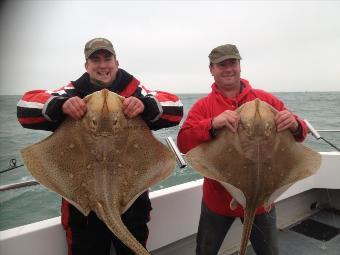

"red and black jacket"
[17,68,183,131]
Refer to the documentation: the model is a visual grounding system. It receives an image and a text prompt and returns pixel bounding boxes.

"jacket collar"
[71,68,138,98]
[211,78,252,103]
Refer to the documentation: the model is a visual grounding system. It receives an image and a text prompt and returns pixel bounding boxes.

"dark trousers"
[62,192,152,255]
[196,201,279,255]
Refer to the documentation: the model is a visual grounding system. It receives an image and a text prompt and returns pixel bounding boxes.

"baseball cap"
[84,38,116,60]
[208,44,241,64]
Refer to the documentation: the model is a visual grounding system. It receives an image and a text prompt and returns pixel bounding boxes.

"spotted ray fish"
[186,98,321,255]
[21,89,176,255]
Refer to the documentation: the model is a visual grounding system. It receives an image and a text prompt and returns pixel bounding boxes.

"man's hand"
[62,96,87,120]
[212,110,240,133]
[122,97,145,118]
[275,110,298,133]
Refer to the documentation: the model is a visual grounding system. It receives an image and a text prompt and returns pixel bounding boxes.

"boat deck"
[150,206,340,255]
[230,208,340,255]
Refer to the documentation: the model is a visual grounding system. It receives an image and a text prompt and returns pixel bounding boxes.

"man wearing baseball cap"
[177,44,308,255]
[17,37,183,255]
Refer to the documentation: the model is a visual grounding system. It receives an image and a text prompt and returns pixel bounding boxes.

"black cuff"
[209,118,217,138]
[44,96,69,122]
[139,96,161,122]
[291,120,302,137]
[209,127,217,138]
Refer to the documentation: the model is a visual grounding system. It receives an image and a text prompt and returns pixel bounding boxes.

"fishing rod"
[0,158,40,191]
[0,158,24,174]
[304,120,340,152]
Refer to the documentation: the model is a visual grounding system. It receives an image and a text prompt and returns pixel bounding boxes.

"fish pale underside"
[186,98,322,255]
[21,89,176,255]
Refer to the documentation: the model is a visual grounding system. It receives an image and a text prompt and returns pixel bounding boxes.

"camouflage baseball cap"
[208,44,241,64]
[84,38,116,59]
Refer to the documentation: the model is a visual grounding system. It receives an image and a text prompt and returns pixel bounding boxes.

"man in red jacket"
[177,44,308,255]
[17,38,183,255]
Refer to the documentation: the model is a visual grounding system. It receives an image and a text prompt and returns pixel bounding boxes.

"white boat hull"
[1,152,339,255]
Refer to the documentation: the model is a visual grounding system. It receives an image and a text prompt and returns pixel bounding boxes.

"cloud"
[0,1,339,95]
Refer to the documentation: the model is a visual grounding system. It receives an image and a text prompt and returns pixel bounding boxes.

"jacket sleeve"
[17,83,75,131]
[177,99,213,154]
[133,84,183,130]
[256,90,308,142]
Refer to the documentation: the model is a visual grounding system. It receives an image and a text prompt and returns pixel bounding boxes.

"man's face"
[85,50,119,86]
[209,59,241,90]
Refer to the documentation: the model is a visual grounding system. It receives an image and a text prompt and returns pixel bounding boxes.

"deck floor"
[231,209,340,255]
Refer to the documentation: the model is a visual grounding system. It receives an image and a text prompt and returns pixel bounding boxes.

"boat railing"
[1,120,339,192]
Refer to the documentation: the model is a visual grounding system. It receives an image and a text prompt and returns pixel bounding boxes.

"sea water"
[0,92,339,230]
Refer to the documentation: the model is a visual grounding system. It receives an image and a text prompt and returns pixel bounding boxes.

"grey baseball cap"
[84,38,116,59]
[208,44,241,64]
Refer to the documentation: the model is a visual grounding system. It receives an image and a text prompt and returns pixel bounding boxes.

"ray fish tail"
[96,203,150,255]
[239,207,257,255]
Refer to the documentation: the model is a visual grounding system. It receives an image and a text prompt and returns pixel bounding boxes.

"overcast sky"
[0,0,339,95]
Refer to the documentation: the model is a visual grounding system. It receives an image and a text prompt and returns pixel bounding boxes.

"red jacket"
[177,79,308,217]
